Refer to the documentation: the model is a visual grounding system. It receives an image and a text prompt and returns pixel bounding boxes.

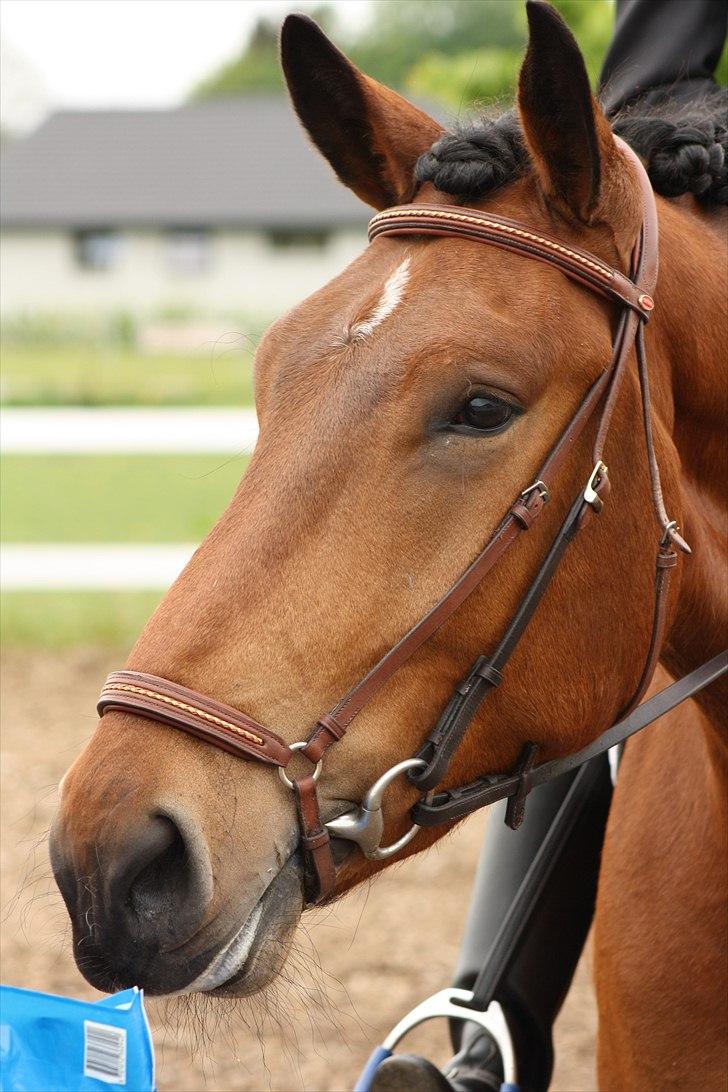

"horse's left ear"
[518,0,623,224]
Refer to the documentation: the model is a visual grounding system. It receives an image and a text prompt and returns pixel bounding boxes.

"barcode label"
[83,1020,127,1085]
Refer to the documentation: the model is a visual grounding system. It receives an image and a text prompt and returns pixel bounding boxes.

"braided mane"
[415,89,728,206]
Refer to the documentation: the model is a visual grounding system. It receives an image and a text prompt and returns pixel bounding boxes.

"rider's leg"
[447,757,613,1092]
[370,758,613,1092]
[599,0,727,113]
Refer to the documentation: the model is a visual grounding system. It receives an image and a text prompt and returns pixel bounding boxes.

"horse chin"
[191,837,357,997]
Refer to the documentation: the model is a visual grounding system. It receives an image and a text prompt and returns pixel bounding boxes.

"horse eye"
[452,395,516,434]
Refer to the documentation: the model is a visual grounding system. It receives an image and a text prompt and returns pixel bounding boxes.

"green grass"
[1,345,256,406]
[1,454,247,542]
[1,591,163,648]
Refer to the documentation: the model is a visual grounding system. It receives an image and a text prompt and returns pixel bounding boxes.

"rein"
[97,139,726,905]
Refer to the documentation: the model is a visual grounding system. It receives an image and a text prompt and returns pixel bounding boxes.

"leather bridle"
[97,139,727,905]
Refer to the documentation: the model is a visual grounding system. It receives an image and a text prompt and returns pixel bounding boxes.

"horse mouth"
[186,852,304,997]
[186,833,355,996]
[185,902,265,993]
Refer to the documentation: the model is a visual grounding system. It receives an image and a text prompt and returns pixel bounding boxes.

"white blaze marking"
[350,257,411,340]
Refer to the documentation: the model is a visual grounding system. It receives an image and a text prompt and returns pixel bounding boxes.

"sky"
[1,0,370,129]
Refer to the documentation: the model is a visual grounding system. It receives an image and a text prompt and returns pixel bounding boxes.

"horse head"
[51,2,705,999]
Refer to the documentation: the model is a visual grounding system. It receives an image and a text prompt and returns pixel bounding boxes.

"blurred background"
[0,0,631,650]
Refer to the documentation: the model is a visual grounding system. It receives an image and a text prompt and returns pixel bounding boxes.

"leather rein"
[97,140,727,905]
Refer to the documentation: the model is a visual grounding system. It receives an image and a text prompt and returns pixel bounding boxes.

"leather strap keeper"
[294,774,337,903]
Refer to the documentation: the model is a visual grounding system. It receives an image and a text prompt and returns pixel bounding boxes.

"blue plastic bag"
[0,985,155,1091]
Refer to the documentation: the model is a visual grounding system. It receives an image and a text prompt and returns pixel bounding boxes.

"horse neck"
[653,200,727,730]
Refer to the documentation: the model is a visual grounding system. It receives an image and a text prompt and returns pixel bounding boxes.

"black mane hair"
[414,88,728,206]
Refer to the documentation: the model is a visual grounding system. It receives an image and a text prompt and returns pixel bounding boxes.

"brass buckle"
[520,479,550,503]
[583,461,608,512]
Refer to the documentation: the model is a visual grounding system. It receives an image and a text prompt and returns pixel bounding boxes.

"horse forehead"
[267,232,595,395]
[330,241,501,353]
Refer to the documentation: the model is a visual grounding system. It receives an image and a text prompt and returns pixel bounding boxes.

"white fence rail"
[1,544,196,590]
[1,407,259,454]
[2,407,258,590]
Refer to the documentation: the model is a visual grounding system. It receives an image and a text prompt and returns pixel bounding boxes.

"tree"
[405,0,614,110]
[193,5,337,97]
[349,0,525,90]
[191,1,617,108]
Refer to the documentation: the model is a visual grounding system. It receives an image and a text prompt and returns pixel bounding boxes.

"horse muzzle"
[49,803,303,996]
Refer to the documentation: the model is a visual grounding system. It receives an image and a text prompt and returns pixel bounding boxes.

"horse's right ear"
[281,15,442,210]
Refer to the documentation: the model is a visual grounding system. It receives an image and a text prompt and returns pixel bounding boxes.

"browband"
[368,205,655,320]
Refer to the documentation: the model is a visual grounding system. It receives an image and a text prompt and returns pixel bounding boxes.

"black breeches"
[451,757,613,1092]
[599,0,727,113]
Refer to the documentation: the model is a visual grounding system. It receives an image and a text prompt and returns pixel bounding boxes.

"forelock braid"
[613,114,727,204]
[413,92,727,206]
[414,111,528,201]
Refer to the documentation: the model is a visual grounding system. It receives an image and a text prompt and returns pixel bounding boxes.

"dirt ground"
[1,650,598,1091]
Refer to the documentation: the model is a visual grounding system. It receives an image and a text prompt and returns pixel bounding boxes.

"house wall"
[0,228,367,317]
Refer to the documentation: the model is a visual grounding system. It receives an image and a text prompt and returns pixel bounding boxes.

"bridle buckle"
[520,480,550,503]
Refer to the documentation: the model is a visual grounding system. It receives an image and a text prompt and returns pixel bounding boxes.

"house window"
[265,229,331,249]
[165,228,211,274]
[74,229,120,271]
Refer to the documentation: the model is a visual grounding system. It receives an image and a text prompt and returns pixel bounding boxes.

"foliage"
[549,0,614,86]
[407,47,522,112]
[192,0,617,109]
[410,1,614,110]
[718,39,728,86]
[349,0,526,92]
[193,4,337,97]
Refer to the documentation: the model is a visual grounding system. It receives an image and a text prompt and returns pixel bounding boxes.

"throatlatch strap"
[411,652,728,828]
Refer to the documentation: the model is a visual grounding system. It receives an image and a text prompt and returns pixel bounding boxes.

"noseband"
[98,140,726,905]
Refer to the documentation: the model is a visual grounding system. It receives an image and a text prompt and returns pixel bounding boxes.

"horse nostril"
[106,814,211,948]
[124,817,184,917]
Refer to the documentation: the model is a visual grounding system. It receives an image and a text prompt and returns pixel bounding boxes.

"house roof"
[1,97,382,230]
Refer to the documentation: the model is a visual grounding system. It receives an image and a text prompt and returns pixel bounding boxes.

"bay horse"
[50,2,726,1087]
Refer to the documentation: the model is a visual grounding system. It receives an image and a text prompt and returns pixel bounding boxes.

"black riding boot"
[599,0,727,114]
[371,1021,503,1092]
